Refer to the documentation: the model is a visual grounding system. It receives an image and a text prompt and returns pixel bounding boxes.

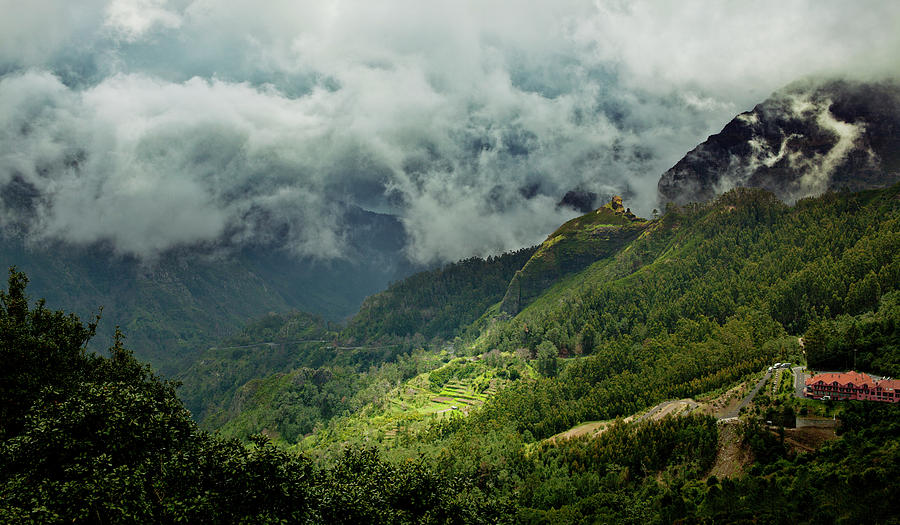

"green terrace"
[299,354,527,449]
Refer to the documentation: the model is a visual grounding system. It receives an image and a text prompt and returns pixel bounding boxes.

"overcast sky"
[2,0,898,263]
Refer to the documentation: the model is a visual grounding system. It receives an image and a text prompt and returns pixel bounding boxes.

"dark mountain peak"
[557,190,600,214]
[658,78,900,205]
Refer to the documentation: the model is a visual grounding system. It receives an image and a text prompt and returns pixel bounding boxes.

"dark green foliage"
[805,290,900,375]
[0,215,420,375]
[499,202,648,314]
[382,185,900,523]
[7,182,900,523]
[179,309,450,439]
[467,185,899,441]
[219,310,330,347]
[0,269,507,523]
[319,447,509,524]
[177,311,333,423]
[345,247,536,343]
[535,340,558,378]
[476,311,781,440]
[741,418,788,463]
[213,365,366,442]
[675,403,900,524]
[484,186,900,358]
[0,269,98,439]
[519,414,718,516]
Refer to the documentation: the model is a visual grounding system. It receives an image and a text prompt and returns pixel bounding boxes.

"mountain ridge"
[658,78,900,205]
[499,195,647,315]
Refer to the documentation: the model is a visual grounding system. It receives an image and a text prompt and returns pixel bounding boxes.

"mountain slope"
[343,246,536,343]
[658,79,900,205]
[0,205,417,374]
[499,195,647,315]
[470,184,899,439]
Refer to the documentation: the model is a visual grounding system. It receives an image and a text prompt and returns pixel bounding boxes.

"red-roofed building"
[805,371,899,403]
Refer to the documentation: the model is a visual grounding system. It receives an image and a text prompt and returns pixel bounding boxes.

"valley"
[3,76,900,522]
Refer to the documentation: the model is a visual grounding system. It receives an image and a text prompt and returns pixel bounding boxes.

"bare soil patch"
[645,399,698,421]
[547,421,607,443]
[707,420,753,480]
[782,426,838,454]
[701,380,751,418]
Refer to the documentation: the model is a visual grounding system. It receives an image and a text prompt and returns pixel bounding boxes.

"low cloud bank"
[2,0,898,263]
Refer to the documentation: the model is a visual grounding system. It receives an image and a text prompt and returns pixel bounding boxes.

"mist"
[2,0,898,264]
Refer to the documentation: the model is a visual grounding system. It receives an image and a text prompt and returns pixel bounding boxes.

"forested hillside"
[196,184,899,447]
[500,196,647,315]
[180,247,536,438]
[0,271,505,523]
[462,185,898,440]
[0,235,418,376]
[0,204,419,376]
[344,247,536,343]
[4,184,899,523]
[302,184,899,521]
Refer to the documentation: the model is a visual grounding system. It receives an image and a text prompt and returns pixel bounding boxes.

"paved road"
[720,371,771,419]
[792,366,808,398]
[209,339,327,351]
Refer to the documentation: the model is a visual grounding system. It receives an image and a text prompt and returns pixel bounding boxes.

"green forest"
[3,184,900,523]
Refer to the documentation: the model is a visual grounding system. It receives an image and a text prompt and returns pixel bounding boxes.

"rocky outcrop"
[658,79,900,205]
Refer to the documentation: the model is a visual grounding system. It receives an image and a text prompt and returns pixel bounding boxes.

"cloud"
[1,0,898,264]
[104,0,182,42]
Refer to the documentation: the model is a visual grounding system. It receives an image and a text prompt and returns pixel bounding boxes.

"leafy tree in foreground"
[0,269,507,523]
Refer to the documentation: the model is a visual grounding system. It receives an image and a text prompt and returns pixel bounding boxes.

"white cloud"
[104,0,182,42]
[0,0,898,263]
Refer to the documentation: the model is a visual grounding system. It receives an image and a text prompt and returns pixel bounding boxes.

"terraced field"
[379,368,507,444]
[297,354,527,450]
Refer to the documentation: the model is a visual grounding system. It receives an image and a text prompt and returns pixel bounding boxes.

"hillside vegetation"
[0,270,506,523]
[500,196,647,314]
[345,247,536,343]
[459,185,898,443]
[180,247,536,439]
[294,184,899,521]
[4,184,900,523]
[199,184,899,449]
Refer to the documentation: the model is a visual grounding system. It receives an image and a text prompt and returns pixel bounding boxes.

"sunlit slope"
[478,184,899,373]
[499,196,648,315]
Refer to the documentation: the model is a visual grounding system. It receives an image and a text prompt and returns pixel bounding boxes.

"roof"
[878,379,900,391]
[805,371,875,388]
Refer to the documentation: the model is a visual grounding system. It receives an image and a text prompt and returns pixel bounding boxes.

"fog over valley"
[3,0,899,264]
